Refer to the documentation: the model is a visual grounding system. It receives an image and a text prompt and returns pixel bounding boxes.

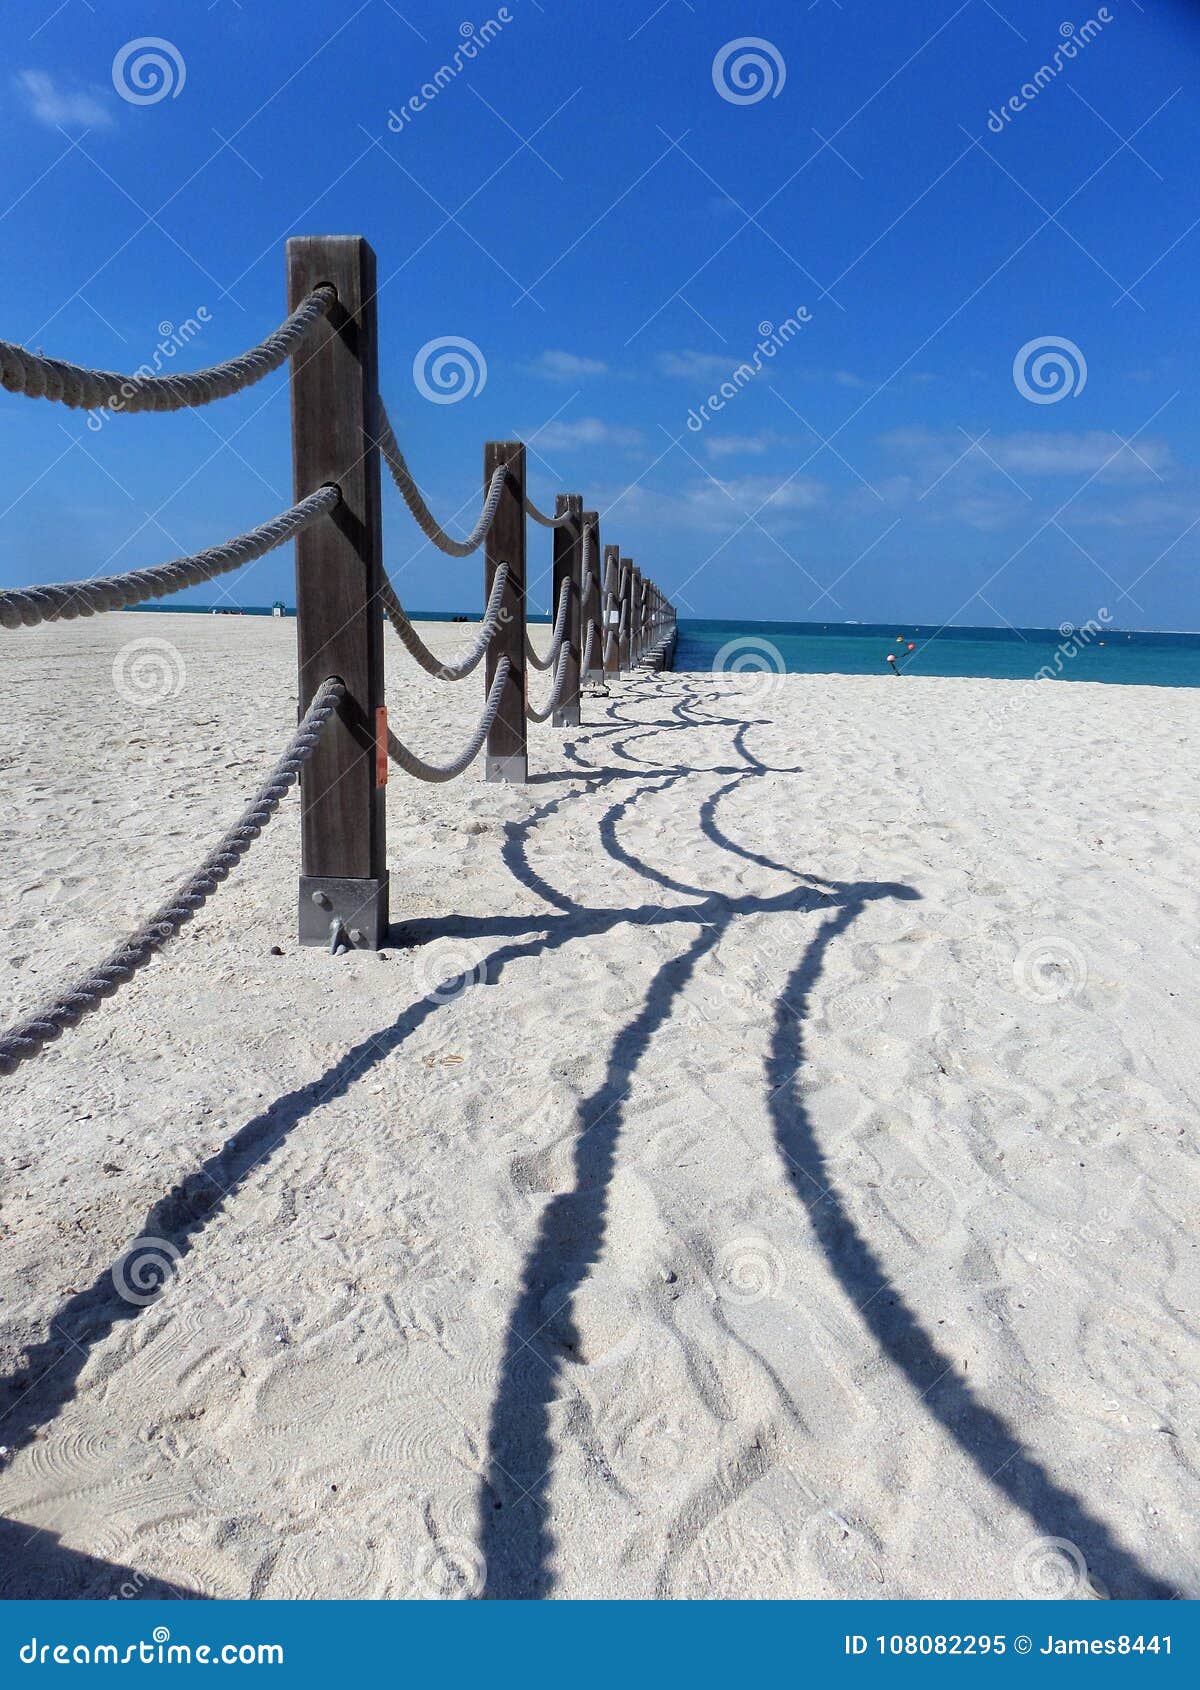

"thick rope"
[0,679,344,1077]
[525,497,576,530]
[526,643,571,723]
[387,657,510,782]
[380,561,508,681]
[580,619,597,676]
[525,576,571,671]
[0,289,335,414]
[377,400,507,557]
[0,487,338,630]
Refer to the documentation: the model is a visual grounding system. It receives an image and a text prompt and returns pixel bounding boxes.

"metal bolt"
[349,929,365,945]
[311,890,330,908]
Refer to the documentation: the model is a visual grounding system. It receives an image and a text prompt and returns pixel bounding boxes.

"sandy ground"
[0,609,1197,1602]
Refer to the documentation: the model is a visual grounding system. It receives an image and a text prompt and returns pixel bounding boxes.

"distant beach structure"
[272,600,285,618]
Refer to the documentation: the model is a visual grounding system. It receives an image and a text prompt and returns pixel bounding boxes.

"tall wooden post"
[631,568,643,667]
[582,511,603,687]
[552,493,583,727]
[618,557,632,671]
[484,441,527,782]
[288,235,388,950]
[603,543,621,678]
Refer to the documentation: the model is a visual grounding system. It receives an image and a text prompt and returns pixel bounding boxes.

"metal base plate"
[485,754,528,784]
[299,874,389,950]
[552,705,581,727]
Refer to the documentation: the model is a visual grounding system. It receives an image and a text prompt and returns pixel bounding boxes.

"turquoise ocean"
[132,607,1200,688]
[673,618,1200,689]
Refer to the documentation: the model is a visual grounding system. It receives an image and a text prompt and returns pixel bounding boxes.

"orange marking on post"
[375,706,389,786]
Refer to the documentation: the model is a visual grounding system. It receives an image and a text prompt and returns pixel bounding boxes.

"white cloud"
[530,349,608,380]
[534,416,643,451]
[703,432,780,458]
[884,428,1172,482]
[606,473,823,535]
[17,70,112,130]
[656,349,744,382]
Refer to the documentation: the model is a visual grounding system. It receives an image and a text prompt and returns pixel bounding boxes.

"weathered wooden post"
[618,557,632,671]
[289,235,388,951]
[484,441,528,782]
[552,493,582,727]
[631,567,643,667]
[582,511,603,688]
[603,543,621,678]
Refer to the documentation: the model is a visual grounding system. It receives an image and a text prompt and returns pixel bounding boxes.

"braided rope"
[0,487,338,631]
[387,657,510,782]
[377,400,507,557]
[380,561,508,681]
[0,680,344,1077]
[0,289,335,414]
[526,642,571,723]
[524,576,571,671]
[525,497,576,529]
[580,618,597,677]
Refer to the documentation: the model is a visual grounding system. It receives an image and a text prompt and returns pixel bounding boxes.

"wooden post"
[582,511,603,687]
[551,493,583,727]
[603,543,621,678]
[288,235,388,951]
[631,568,643,667]
[484,441,528,782]
[618,557,632,671]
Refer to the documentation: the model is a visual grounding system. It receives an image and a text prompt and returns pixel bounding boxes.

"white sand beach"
[0,610,1197,1601]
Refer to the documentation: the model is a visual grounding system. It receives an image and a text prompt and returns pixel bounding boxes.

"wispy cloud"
[703,431,785,459]
[656,349,742,382]
[534,416,643,451]
[529,349,608,380]
[17,70,112,130]
[885,428,1172,483]
[608,473,823,535]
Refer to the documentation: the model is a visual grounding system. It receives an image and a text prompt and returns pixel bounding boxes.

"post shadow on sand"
[475,689,1178,1600]
[764,897,1179,1601]
[0,676,1177,1600]
[0,687,841,1597]
[0,1517,208,1600]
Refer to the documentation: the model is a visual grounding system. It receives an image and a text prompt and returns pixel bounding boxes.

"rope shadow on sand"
[0,677,1177,1600]
[0,685,849,1598]
[476,683,1178,1600]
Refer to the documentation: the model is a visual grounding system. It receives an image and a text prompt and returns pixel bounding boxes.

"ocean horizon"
[127,605,1200,688]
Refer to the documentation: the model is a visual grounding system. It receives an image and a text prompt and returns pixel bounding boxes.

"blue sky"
[1,0,1198,628]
